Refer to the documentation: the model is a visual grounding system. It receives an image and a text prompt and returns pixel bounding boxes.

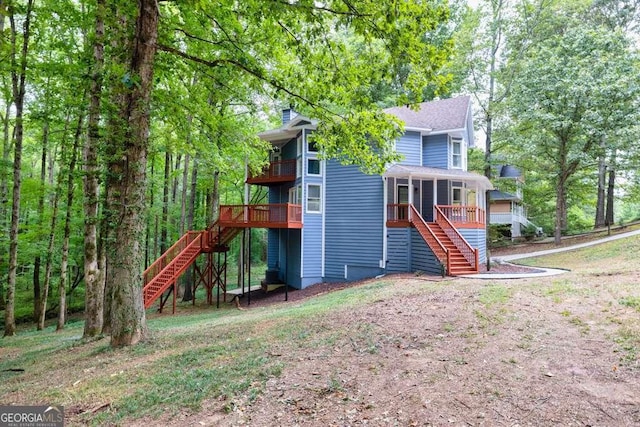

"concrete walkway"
[463,228,640,280]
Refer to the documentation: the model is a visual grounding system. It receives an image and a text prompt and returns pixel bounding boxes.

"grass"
[3,235,640,424]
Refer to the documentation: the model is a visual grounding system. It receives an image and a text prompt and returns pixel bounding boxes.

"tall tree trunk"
[595,155,607,228]
[83,0,105,338]
[160,151,170,253]
[605,168,615,226]
[34,115,50,322]
[37,185,59,331]
[182,155,197,302]
[58,111,82,331]
[177,153,189,299]
[0,99,10,310]
[209,171,220,224]
[172,153,181,203]
[145,154,156,268]
[106,0,159,347]
[37,111,73,330]
[595,134,608,228]
[5,0,33,337]
[180,154,189,234]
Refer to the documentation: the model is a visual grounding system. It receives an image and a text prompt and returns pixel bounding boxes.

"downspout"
[382,175,388,270]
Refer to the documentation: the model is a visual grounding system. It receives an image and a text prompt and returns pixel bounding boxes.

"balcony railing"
[247,159,296,185]
[387,204,486,228]
[437,205,486,228]
[219,204,303,229]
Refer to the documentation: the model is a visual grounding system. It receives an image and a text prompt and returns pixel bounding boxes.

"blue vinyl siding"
[423,134,448,168]
[437,180,450,205]
[301,214,322,287]
[396,131,421,165]
[267,229,280,269]
[386,229,410,273]
[421,180,434,221]
[410,229,443,275]
[459,228,487,263]
[282,136,298,160]
[324,161,384,282]
[285,230,302,288]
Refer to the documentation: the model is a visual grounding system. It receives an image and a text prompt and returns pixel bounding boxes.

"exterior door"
[397,185,409,220]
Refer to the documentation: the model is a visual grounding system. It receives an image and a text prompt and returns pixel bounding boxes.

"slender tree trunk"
[172,153,181,203]
[37,111,73,330]
[554,137,569,245]
[595,135,607,228]
[605,168,615,226]
[177,153,189,299]
[0,100,10,310]
[37,186,59,331]
[182,155,198,302]
[210,171,220,223]
[58,111,82,331]
[34,116,50,322]
[145,154,155,268]
[106,0,159,347]
[5,0,33,337]
[595,155,606,228]
[83,0,105,338]
[180,154,189,235]
[161,151,170,253]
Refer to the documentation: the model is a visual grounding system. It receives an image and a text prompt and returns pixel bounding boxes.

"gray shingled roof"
[383,96,471,131]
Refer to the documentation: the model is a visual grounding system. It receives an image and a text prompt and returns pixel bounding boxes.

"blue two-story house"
[233,96,492,289]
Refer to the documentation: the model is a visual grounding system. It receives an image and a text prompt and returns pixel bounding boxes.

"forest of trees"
[1,0,638,346]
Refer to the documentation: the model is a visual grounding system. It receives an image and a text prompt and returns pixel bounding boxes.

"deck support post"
[248,228,252,306]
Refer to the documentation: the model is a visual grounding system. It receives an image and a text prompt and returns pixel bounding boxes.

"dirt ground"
[145,235,640,427]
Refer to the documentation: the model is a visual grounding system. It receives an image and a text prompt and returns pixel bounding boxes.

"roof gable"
[383,96,471,132]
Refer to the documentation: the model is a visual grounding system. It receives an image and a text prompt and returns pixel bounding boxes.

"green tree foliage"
[504,7,639,243]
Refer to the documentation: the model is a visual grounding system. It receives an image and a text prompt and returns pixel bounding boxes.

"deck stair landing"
[409,205,479,276]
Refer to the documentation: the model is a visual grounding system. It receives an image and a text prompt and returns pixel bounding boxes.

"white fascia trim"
[427,127,467,136]
[404,126,433,134]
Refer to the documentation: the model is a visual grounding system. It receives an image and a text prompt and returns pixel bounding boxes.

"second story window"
[307,184,322,213]
[451,137,462,169]
[307,158,321,176]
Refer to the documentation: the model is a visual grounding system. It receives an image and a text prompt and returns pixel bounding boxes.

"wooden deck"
[387,204,486,229]
[246,159,296,185]
[219,204,303,229]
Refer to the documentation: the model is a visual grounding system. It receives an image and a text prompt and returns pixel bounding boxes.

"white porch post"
[433,179,438,220]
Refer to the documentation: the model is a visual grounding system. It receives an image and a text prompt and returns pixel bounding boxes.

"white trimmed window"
[307,158,321,176]
[307,139,318,153]
[451,137,462,169]
[307,184,322,213]
[452,187,463,205]
[289,185,302,205]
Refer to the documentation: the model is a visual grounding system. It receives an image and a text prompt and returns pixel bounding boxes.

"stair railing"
[143,232,204,308]
[409,205,450,273]
[143,231,203,286]
[434,205,478,270]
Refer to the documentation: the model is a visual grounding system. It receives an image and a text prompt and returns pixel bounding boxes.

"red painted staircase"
[409,205,479,276]
[142,221,242,309]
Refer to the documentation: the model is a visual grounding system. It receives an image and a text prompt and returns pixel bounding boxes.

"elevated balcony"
[219,204,303,229]
[246,159,296,185]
